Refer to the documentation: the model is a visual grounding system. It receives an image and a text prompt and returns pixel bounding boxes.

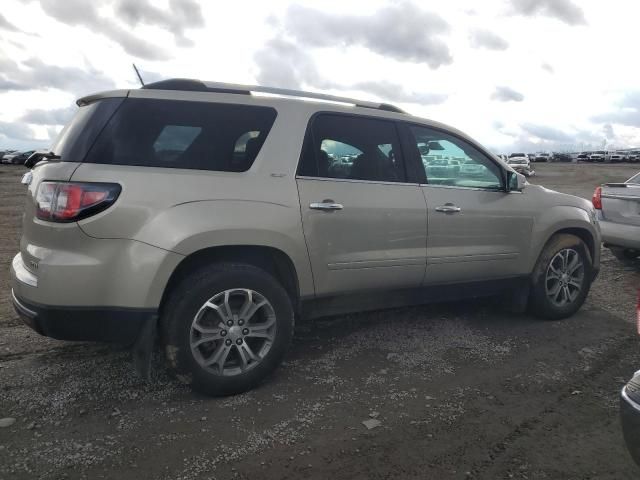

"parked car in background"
[593,171,640,262]
[589,151,607,162]
[9,150,34,165]
[507,156,534,177]
[458,158,488,177]
[425,158,452,178]
[1,150,19,164]
[551,153,572,162]
[576,153,590,162]
[620,292,640,467]
[534,153,550,162]
[10,78,601,396]
[610,152,625,163]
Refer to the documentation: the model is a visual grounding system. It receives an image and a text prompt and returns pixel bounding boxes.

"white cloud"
[0,0,638,153]
[491,86,525,102]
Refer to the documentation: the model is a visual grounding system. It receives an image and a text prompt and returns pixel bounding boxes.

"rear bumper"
[599,218,640,250]
[621,376,640,467]
[12,289,156,345]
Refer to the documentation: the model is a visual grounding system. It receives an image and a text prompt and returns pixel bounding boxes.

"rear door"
[296,113,427,297]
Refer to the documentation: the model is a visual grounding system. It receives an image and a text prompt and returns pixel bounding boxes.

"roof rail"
[142,78,406,114]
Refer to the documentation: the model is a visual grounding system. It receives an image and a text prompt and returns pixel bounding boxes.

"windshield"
[509,153,525,157]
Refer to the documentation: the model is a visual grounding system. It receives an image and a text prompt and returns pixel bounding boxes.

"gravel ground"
[0,162,639,480]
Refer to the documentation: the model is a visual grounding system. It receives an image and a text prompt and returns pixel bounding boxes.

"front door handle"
[310,200,344,211]
[435,204,461,213]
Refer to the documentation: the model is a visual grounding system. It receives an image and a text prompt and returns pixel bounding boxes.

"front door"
[404,124,534,284]
[296,114,427,296]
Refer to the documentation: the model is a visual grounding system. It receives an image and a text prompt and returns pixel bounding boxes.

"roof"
[139,78,406,114]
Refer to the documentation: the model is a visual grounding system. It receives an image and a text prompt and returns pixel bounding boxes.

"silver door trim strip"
[428,252,519,264]
[328,257,426,270]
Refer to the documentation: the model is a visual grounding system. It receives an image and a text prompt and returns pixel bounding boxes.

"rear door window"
[86,98,277,172]
[298,114,406,182]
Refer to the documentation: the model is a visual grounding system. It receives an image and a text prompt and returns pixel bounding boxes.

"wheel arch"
[551,227,596,264]
[529,225,598,285]
[159,245,301,316]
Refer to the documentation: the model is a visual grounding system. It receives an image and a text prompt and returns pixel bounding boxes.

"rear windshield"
[85,98,277,172]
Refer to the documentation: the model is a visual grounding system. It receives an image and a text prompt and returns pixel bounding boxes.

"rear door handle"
[435,205,461,213]
[310,201,344,211]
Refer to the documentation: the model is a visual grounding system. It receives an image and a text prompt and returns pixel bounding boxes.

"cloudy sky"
[1,0,639,153]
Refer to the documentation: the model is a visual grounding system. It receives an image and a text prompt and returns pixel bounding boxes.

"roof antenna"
[132,63,145,87]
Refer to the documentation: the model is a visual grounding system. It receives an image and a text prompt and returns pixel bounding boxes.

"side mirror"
[506,170,527,192]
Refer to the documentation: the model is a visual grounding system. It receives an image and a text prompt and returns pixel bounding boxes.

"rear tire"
[162,262,294,396]
[529,234,593,320]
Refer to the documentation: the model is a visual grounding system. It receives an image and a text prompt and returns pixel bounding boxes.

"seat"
[318,150,330,177]
[349,153,379,181]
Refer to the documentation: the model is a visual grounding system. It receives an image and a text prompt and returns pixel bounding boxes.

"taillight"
[592,186,602,210]
[35,182,121,222]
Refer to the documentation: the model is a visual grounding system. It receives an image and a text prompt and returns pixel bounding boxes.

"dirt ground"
[0,162,639,480]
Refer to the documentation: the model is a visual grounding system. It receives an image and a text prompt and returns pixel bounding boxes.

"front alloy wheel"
[544,248,585,308]
[529,233,592,320]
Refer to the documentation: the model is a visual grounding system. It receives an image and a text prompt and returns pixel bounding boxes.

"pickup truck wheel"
[162,263,294,396]
[529,234,592,320]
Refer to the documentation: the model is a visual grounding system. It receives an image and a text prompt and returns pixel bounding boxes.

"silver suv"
[10,79,600,396]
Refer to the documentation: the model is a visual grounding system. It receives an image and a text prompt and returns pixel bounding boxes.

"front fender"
[527,205,600,272]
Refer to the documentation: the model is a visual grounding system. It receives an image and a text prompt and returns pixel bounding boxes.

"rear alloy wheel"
[189,288,277,377]
[163,263,294,396]
[529,234,592,320]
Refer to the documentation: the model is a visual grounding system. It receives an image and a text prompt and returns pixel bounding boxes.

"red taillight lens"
[35,182,120,222]
[592,186,602,210]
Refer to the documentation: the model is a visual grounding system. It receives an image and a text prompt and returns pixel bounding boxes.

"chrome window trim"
[296,175,420,187]
[419,183,515,193]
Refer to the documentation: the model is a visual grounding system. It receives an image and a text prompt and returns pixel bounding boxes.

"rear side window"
[298,114,406,183]
[86,98,277,172]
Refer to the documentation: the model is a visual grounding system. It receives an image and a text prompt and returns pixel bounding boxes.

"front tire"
[162,263,294,396]
[529,234,592,320]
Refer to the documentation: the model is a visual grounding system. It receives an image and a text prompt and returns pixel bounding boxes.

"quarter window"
[298,114,406,183]
[408,125,503,190]
[86,99,277,172]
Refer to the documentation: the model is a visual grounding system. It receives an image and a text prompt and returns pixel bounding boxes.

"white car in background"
[609,152,626,163]
[1,151,18,164]
[507,156,535,177]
